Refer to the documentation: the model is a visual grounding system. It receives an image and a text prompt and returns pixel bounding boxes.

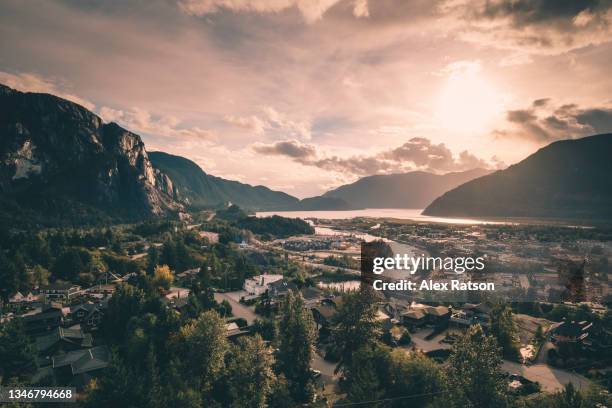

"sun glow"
[435,64,504,133]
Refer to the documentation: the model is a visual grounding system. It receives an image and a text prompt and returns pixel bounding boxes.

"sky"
[1,0,612,198]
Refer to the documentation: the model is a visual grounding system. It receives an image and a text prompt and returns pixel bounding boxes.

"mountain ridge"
[148,151,299,210]
[423,133,612,221]
[316,168,492,209]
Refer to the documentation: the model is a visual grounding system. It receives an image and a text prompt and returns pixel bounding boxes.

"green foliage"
[331,287,382,373]
[177,310,229,395]
[101,284,146,344]
[277,290,317,402]
[490,303,520,360]
[220,335,276,408]
[0,319,37,383]
[441,324,507,408]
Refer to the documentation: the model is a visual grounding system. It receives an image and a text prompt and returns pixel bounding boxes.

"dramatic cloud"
[494,99,612,142]
[98,106,216,140]
[446,0,612,54]
[178,0,370,23]
[253,137,498,176]
[252,139,316,159]
[1,0,611,196]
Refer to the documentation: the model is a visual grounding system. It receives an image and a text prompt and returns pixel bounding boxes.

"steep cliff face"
[0,84,182,221]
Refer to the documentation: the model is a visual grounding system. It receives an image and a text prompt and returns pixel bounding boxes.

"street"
[213,291,258,325]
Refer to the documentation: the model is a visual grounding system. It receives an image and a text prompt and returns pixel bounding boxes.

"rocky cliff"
[0,84,182,223]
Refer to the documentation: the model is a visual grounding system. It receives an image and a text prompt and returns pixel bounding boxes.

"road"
[408,328,591,392]
[213,291,258,325]
[502,361,591,392]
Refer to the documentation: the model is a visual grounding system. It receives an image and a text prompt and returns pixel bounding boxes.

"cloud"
[98,106,217,140]
[445,0,612,55]
[0,71,96,111]
[252,136,496,176]
[494,99,612,142]
[252,139,316,159]
[223,114,267,135]
[177,0,370,23]
[225,106,311,139]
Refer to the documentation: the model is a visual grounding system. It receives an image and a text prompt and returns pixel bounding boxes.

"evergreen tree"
[490,303,520,359]
[442,324,507,408]
[222,335,276,408]
[177,310,228,397]
[0,319,37,382]
[277,290,317,402]
[331,287,382,373]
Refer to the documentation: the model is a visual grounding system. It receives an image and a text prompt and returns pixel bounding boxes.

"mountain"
[290,196,352,211]
[320,169,491,209]
[148,151,298,210]
[0,84,182,225]
[423,134,612,221]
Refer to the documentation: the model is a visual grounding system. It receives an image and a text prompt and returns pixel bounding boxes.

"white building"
[243,274,284,296]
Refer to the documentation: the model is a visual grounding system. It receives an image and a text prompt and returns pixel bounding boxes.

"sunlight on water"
[256,208,504,225]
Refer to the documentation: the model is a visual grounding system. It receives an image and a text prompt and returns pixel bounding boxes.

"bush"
[399,331,412,345]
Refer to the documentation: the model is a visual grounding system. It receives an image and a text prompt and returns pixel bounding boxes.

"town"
[1,206,611,407]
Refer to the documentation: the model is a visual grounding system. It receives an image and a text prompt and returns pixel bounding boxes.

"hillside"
[321,168,491,209]
[148,151,298,210]
[423,134,612,221]
[0,84,182,225]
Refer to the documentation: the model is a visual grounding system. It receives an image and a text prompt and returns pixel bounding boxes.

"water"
[256,208,504,225]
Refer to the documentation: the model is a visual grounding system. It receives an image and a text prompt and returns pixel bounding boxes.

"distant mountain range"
[148,152,297,210]
[318,169,491,210]
[3,83,610,224]
[424,133,612,221]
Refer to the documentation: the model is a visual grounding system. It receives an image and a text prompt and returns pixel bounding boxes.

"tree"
[153,265,174,290]
[83,351,144,408]
[0,319,37,382]
[550,383,583,408]
[26,265,50,288]
[490,303,520,360]
[222,335,276,408]
[344,344,388,407]
[146,245,159,276]
[144,344,165,408]
[387,350,445,408]
[177,310,228,396]
[101,284,145,344]
[277,290,317,402]
[331,287,382,373]
[442,324,507,408]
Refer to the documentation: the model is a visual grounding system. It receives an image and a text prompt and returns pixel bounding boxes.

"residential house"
[9,291,38,304]
[400,303,451,329]
[225,322,249,340]
[39,283,82,301]
[70,302,104,332]
[23,303,67,335]
[52,346,110,389]
[401,309,427,329]
[243,274,284,296]
[36,327,93,356]
[450,303,491,328]
[312,296,345,329]
[300,287,324,308]
[551,320,593,344]
[268,279,298,300]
